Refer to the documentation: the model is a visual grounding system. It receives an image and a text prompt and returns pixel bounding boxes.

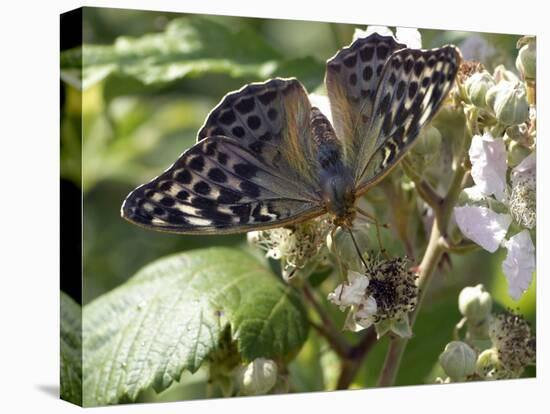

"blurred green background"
[60,7,534,398]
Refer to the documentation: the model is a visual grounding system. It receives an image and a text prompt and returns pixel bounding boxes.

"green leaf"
[61,16,282,90]
[270,56,325,92]
[83,247,309,406]
[61,292,83,405]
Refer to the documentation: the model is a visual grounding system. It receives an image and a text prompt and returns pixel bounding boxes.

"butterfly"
[121,33,461,234]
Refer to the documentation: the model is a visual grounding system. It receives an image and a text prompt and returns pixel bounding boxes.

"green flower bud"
[464,71,495,108]
[516,36,536,81]
[327,224,370,272]
[493,64,519,84]
[239,358,278,396]
[475,348,501,380]
[412,125,442,156]
[439,341,477,381]
[486,81,529,126]
[458,284,492,323]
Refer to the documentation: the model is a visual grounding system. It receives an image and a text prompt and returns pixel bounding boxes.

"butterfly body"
[311,107,357,225]
[122,33,461,235]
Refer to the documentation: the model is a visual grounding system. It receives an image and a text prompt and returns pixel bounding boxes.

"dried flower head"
[457,60,485,84]
[364,255,418,322]
[248,216,332,280]
[509,152,536,229]
[328,255,418,336]
[489,311,536,374]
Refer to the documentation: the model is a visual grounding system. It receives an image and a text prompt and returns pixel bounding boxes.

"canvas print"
[60,7,537,407]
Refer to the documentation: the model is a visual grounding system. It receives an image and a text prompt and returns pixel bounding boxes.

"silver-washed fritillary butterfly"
[121,33,461,234]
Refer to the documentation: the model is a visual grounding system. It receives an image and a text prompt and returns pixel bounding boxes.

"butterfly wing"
[326,33,460,192]
[355,45,461,191]
[325,33,406,167]
[121,78,325,234]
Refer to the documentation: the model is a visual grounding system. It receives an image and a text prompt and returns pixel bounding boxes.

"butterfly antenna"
[347,228,370,270]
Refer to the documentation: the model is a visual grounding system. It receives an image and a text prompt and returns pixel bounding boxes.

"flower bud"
[413,125,442,156]
[327,225,370,271]
[464,71,495,108]
[439,341,477,381]
[458,284,492,323]
[475,348,501,380]
[493,64,519,84]
[239,358,278,395]
[486,81,529,126]
[516,36,536,81]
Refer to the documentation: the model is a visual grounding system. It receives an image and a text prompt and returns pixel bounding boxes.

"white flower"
[502,230,535,300]
[354,26,393,40]
[248,218,331,281]
[395,27,422,49]
[469,133,508,201]
[353,26,422,48]
[308,93,332,124]
[329,270,379,332]
[327,271,370,310]
[454,206,512,253]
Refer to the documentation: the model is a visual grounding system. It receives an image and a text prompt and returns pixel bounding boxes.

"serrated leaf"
[82,247,309,406]
[61,292,83,405]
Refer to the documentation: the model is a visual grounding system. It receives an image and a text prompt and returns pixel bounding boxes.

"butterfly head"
[321,171,356,227]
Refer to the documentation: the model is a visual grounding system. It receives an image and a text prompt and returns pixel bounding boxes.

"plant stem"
[378,220,445,386]
[336,327,377,390]
[377,130,471,386]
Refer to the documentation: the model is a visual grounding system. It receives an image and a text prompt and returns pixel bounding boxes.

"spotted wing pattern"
[325,34,406,166]
[355,45,461,191]
[121,79,325,234]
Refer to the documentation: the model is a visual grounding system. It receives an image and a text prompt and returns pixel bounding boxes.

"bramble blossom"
[353,26,421,49]
[454,133,535,300]
[328,270,378,330]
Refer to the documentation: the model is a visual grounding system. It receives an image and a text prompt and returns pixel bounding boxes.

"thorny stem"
[336,327,377,389]
[377,110,474,387]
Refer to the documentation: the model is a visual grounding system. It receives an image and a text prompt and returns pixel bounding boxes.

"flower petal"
[511,151,536,183]
[327,273,370,308]
[469,133,508,201]
[454,206,512,252]
[356,296,377,320]
[395,27,422,48]
[354,25,394,40]
[502,230,535,300]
